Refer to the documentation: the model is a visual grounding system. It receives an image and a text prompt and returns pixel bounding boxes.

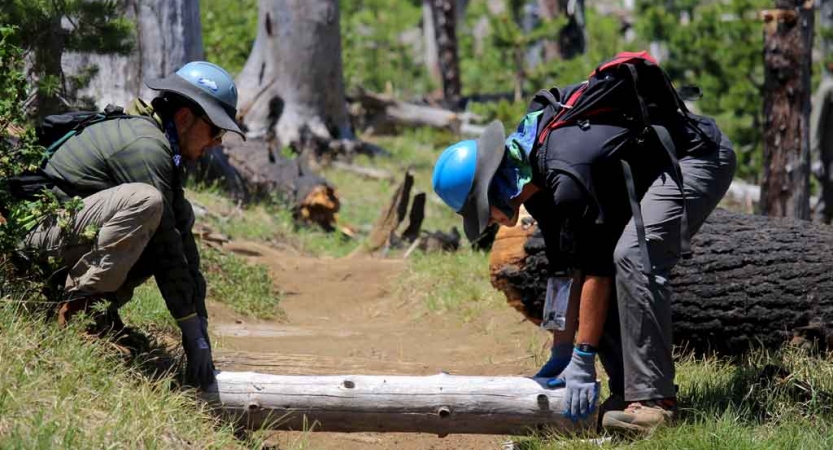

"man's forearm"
[575,275,613,347]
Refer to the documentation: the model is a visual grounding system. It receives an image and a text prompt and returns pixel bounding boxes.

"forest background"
[1,0,833,449]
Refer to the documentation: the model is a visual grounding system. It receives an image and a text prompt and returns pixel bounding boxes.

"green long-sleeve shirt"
[43,99,206,320]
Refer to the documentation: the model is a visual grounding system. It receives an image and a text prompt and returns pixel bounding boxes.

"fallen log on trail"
[192,135,340,231]
[489,209,833,355]
[204,371,596,435]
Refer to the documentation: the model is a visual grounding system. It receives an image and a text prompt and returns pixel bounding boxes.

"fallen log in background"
[349,89,482,136]
[204,371,596,436]
[489,209,833,355]
[191,135,340,231]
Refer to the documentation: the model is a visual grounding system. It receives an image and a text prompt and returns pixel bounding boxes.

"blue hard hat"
[432,120,506,241]
[432,140,478,212]
[145,61,245,139]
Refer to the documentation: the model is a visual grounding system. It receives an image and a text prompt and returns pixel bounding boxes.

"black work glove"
[178,315,216,390]
[199,315,212,351]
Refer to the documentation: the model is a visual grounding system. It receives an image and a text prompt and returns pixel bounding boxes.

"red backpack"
[527,51,717,272]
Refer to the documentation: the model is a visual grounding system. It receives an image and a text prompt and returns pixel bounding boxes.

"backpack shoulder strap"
[44,106,132,159]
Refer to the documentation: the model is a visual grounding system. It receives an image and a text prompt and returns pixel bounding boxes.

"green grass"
[120,282,177,333]
[512,347,833,449]
[396,248,505,322]
[0,301,249,449]
[200,244,283,319]
[121,242,283,326]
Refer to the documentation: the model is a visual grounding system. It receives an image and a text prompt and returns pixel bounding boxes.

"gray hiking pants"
[598,133,737,401]
[23,183,163,303]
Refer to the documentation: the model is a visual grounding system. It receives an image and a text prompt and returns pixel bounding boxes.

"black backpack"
[525,51,720,273]
[7,104,128,201]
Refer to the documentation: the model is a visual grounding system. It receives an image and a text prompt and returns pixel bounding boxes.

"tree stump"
[489,209,833,355]
[191,135,339,231]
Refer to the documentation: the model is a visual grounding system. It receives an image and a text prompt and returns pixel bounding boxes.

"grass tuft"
[396,248,504,322]
[0,301,246,449]
[201,244,284,319]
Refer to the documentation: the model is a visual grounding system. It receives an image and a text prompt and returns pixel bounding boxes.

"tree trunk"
[203,371,596,435]
[489,209,833,356]
[821,0,833,81]
[810,79,833,224]
[236,0,353,149]
[349,89,481,134]
[427,0,462,108]
[191,136,340,231]
[813,0,833,223]
[423,0,467,104]
[62,0,204,110]
[759,2,814,219]
[536,0,586,62]
[33,15,69,119]
[422,1,442,91]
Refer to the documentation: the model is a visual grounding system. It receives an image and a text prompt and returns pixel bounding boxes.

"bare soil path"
[208,240,548,450]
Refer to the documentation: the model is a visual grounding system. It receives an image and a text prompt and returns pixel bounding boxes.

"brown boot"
[56,297,98,327]
[602,398,677,434]
[57,296,124,336]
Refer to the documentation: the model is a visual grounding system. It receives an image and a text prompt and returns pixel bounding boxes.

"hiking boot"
[602,398,677,434]
[57,296,125,336]
[597,394,628,429]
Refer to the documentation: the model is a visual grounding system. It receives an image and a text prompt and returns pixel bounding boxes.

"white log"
[203,371,597,436]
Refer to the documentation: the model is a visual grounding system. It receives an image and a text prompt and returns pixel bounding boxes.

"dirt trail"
[209,240,549,450]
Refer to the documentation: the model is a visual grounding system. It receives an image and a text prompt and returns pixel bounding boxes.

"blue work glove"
[547,347,599,421]
[178,315,216,390]
[534,343,573,378]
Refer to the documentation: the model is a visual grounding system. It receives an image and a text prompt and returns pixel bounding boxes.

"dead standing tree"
[63,0,203,109]
[812,0,833,223]
[236,0,353,152]
[759,1,814,219]
[536,0,586,62]
[424,0,463,108]
[194,0,366,230]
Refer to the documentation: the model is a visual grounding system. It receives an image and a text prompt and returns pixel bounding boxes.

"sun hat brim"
[460,120,506,242]
[145,75,246,140]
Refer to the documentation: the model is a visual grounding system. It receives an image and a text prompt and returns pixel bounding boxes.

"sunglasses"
[200,116,226,141]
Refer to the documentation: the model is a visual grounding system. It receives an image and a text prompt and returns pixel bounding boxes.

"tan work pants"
[24,183,163,301]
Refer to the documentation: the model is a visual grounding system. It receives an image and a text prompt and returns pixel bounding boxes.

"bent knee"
[123,183,164,228]
[613,241,641,274]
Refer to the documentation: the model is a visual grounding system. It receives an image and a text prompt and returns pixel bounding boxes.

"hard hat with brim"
[459,120,506,242]
[145,74,246,140]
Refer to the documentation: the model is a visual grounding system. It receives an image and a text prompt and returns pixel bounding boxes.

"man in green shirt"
[23,61,244,389]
